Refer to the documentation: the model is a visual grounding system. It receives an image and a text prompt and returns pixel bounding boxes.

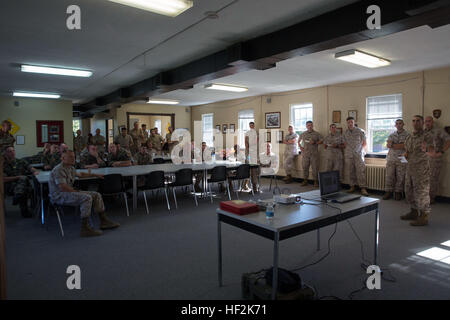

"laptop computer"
[318,171,361,203]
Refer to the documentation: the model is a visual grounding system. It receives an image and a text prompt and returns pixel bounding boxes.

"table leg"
[40,183,44,225]
[316,228,320,251]
[218,215,223,287]
[374,206,379,266]
[133,175,137,211]
[272,232,279,300]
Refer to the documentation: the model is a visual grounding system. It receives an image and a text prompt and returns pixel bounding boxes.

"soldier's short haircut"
[413,115,424,121]
[121,127,127,131]
[346,117,354,121]
[306,121,313,125]
[330,123,336,128]
[396,119,404,123]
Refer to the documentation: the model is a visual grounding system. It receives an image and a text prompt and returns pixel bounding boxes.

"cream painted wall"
[191,65,450,197]
[0,96,73,158]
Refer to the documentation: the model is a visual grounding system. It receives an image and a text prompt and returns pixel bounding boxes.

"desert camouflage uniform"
[79,149,106,168]
[73,135,86,157]
[106,148,131,166]
[299,130,323,181]
[43,151,61,170]
[323,133,344,180]
[259,152,279,176]
[114,134,133,151]
[283,132,298,176]
[166,132,178,154]
[424,127,450,200]
[129,128,144,155]
[48,163,104,218]
[135,151,152,165]
[149,134,164,155]
[92,134,106,155]
[142,129,149,143]
[0,131,15,153]
[3,158,33,199]
[404,130,434,215]
[385,129,409,193]
[343,127,367,188]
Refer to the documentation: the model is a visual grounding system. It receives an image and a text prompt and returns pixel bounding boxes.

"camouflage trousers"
[302,152,319,181]
[385,161,407,193]
[283,152,297,176]
[53,191,105,218]
[405,164,430,214]
[345,156,367,188]
[325,156,344,181]
[7,176,33,198]
[429,157,442,201]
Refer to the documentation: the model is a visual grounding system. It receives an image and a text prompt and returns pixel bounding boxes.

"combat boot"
[285,175,293,184]
[347,186,356,193]
[80,218,103,237]
[99,212,120,230]
[313,180,319,188]
[410,212,429,226]
[382,192,392,200]
[361,188,369,196]
[400,208,418,220]
[394,192,402,201]
[300,179,308,186]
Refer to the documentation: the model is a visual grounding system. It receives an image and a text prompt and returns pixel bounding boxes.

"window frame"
[289,103,313,135]
[238,109,255,148]
[201,113,214,147]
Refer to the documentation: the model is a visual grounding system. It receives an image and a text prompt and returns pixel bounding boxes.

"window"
[154,119,161,134]
[202,113,214,146]
[366,94,402,154]
[290,103,313,135]
[238,109,254,147]
[72,119,81,134]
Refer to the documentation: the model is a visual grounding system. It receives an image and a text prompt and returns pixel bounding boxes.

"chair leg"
[164,188,171,211]
[54,206,64,238]
[143,191,149,215]
[192,184,198,206]
[269,176,273,191]
[123,192,130,217]
[250,179,254,196]
[209,182,213,203]
[235,180,239,200]
[172,187,178,209]
[226,179,231,200]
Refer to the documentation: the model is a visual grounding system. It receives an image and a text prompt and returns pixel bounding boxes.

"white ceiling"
[0,0,358,103]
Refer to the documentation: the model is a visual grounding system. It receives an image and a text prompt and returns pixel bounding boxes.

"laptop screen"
[319,171,340,196]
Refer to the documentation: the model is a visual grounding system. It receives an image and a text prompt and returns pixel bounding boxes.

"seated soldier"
[3,147,39,217]
[80,144,106,169]
[43,144,59,170]
[106,143,132,167]
[48,150,120,237]
[135,145,153,165]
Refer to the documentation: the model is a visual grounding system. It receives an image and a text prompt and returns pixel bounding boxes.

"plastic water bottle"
[266,203,274,220]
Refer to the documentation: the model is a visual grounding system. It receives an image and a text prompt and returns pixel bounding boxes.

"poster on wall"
[36,120,63,147]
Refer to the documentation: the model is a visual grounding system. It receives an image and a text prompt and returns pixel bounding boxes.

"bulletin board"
[36,120,64,147]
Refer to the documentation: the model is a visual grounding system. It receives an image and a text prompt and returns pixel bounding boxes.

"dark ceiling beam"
[75,0,450,114]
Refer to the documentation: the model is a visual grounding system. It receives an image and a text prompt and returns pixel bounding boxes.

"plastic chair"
[152,158,165,164]
[138,170,171,214]
[98,174,129,216]
[168,168,198,208]
[228,164,254,199]
[207,166,231,203]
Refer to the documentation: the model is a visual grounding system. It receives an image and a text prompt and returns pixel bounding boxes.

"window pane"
[290,103,313,134]
[202,113,214,146]
[72,119,81,134]
[238,109,254,147]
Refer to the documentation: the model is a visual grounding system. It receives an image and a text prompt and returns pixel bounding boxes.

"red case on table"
[220,200,260,215]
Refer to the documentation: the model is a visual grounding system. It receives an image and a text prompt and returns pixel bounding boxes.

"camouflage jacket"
[106,149,131,166]
[0,131,15,153]
[3,158,32,177]
[404,130,434,166]
[79,149,106,168]
[42,152,61,169]
[134,151,153,165]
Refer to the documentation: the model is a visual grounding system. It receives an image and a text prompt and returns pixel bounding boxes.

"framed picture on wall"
[332,111,341,123]
[348,110,357,121]
[222,124,228,134]
[265,112,281,128]
[216,125,221,133]
[229,124,235,133]
[265,131,271,142]
[277,130,284,143]
[16,135,25,145]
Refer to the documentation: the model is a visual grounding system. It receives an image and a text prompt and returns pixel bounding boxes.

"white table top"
[217,189,380,233]
[36,160,243,184]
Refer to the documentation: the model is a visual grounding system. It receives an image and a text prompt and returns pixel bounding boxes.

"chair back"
[99,174,124,195]
[209,166,227,182]
[153,158,165,164]
[235,164,250,179]
[145,171,166,189]
[173,169,193,186]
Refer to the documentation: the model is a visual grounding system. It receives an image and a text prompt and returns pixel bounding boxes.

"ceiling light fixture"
[147,99,179,105]
[107,0,193,17]
[13,92,61,99]
[204,83,248,92]
[335,49,390,68]
[21,65,93,77]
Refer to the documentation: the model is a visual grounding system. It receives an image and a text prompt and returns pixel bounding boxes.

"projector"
[274,194,302,204]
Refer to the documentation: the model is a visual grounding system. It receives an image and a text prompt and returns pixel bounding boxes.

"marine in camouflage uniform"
[149,131,164,155]
[343,118,368,195]
[283,126,298,184]
[298,121,323,186]
[384,120,409,200]
[114,129,133,152]
[323,124,345,181]
[106,146,131,167]
[43,150,61,170]
[130,124,144,155]
[424,116,450,203]
[401,115,434,226]
[79,147,106,168]
[0,120,16,153]
[48,150,120,237]
[92,131,106,156]
[73,130,86,158]
[135,147,153,165]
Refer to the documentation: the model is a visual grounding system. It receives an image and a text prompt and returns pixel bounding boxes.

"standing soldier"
[343,117,369,196]
[424,116,450,203]
[92,129,106,156]
[402,115,435,226]
[149,128,163,155]
[3,147,40,217]
[135,145,153,165]
[282,125,299,184]
[73,130,86,159]
[0,120,16,153]
[298,121,323,187]
[130,122,144,155]
[48,150,120,237]
[383,119,409,200]
[244,121,259,192]
[323,124,345,181]
[165,126,177,155]
[114,127,133,153]
[141,124,149,142]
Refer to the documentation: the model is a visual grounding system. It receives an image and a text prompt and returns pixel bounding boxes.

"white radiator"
[365,165,386,191]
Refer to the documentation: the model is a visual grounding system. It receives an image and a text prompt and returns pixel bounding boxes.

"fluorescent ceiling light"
[335,49,391,68]
[147,99,179,105]
[13,92,61,99]
[21,65,93,77]
[204,83,248,92]
[108,0,193,17]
